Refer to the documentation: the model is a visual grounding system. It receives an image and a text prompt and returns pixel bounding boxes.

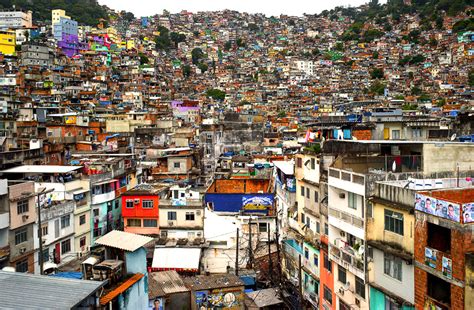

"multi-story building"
[53,17,77,42]
[51,9,69,26]
[122,183,167,236]
[20,43,53,67]
[0,9,32,30]
[0,31,16,56]
[0,179,9,270]
[414,188,474,310]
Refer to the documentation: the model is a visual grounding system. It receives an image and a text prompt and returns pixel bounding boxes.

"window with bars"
[142,200,154,209]
[15,228,27,245]
[127,219,141,227]
[60,215,70,229]
[338,265,347,284]
[126,200,134,208]
[355,276,365,299]
[143,219,158,227]
[61,239,71,254]
[323,285,332,304]
[16,259,28,273]
[168,211,177,221]
[384,209,404,235]
[185,212,195,221]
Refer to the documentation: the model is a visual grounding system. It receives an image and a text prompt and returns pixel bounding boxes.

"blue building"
[53,17,78,41]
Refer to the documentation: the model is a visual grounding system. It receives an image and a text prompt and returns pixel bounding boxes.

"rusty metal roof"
[100,273,144,305]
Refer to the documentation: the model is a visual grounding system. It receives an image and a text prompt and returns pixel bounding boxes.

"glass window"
[348,192,358,209]
[41,224,48,236]
[80,237,86,248]
[311,158,316,170]
[324,253,332,272]
[185,212,195,221]
[306,188,310,199]
[61,239,71,254]
[168,211,177,221]
[316,221,320,233]
[385,296,401,310]
[79,214,86,225]
[392,130,401,139]
[142,200,154,209]
[15,228,27,245]
[60,215,70,229]
[304,248,309,259]
[314,190,319,203]
[17,199,29,214]
[297,157,302,168]
[323,285,332,305]
[258,222,267,233]
[384,209,404,235]
[127,219,141,227]
[143,219,158,227]
[324,223,329,235]
[301,186,305,196]
[313,254,318,266]
[338,265,347,284]
[173,162,181,168]
[355,276,365,299]
[301,213,305,224]
[16,259,28,273]
[126,199,134,208]
[384,253,403,281]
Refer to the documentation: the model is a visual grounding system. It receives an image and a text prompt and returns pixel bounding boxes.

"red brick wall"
[352,129,372,140]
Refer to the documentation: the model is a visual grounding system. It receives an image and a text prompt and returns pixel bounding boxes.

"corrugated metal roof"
[151,248,201,270]
[95,230,153,252]
[100,273,144,305]
[148,270,189,298]
[1,165,83,174]
[0,270,105,309]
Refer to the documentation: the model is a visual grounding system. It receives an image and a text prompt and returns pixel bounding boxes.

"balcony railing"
[91,191,115,205]
[328,207,364,229]
[329,244,364,278]
[329,168,365,185]
[89,172,113,184]
[41,201,75,222]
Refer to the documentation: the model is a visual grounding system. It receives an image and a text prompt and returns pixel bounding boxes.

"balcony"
[92,191,115,205]
[89,172,113,184]
[41,201,75,222]
[329,244,365,279]
[283,239,303,260]
[328,168,365,196]
[0,148,43,165]
[0,212,9,229]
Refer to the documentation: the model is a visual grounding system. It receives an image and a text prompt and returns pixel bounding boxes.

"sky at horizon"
[99,0,387,18]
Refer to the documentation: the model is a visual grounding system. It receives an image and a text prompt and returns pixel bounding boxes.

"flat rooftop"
[1,165,83,174]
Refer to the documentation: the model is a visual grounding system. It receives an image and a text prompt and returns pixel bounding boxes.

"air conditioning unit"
[196,210,201,216]
[168,221,174,226]
[19,247,26,254]
[22,215,29,222]
[197,232,202,237]
[339,287,345,295]
[339,193,345,199]
[134,199,140,204]
[355,298,361,307]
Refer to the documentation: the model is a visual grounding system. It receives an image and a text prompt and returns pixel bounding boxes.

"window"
[126,199,134,208]
[392,130,401,139]
[258,222,267,233]
[304,248,309,259]
[367,202,373,218]
[355,276,365,299]
[306,188,310,199]
[127,219,141,227]
[339,300,351,310]
[314,190,319,203]
[168,211,177,221]
[300,186,305,196]
[324,223,329,236]
[173,162,181,168]
[427,273,450,305]
[385,296,401,310]
[79,214,86,225]
[301,213,305,224]
[41,224,48,236]
[143,219,158,227]
[316,221,320,233]
[297,157,302,168]
[348,192,358,209]
[17,199,29,214]
[93,209,99,216]
[61,239,71,254]
[15,229,27,245]
[185,212,195,221]
[142,200,154,209]
[338,266,347,284]
[41,248,49,263]
[412,127,422,139]
[313,254,318,266]
[384,253,403,281]
[16,259,28,273]
[427,222,451,253]
[60,215,70,229]
[80,237,86,248]
[323,285,332,305]
[324,253,332,272]
[114,201,120,209]
[311,158,316,170]
[384,209,404,235]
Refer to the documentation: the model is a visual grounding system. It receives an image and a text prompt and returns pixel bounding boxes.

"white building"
[0,10,32,30]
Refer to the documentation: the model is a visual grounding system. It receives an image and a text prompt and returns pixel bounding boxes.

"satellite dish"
[392,161,397,172]
[450,133,457,141]
[342,282,350,291]
[358,246,365,256]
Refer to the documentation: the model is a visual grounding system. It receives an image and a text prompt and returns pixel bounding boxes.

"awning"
[100,273,144,305]
[92,179,118,186]
[151,248,201,271]
[43,262,57,271]
[68,188,90,195]
[82,257,99,266]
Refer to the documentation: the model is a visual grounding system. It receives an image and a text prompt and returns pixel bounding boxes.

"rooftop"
[183,274,244,291]
[1,165,83,174]
[95,230,154,252]
[0,270,105,309]
[148,270,189,298]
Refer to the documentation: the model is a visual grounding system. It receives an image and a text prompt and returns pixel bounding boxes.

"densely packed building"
[0,1,472,309]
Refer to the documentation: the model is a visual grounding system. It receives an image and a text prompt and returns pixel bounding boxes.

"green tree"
[191,48,204,65]
[206,88,226,101]
[335,42,344,51]
[370,68,384,79]
[236,38,246,48]
[170,32,186,47]
[182,65,191,78]
[198,63,208,73]
[372,51,379,59]
[469,69,474,87]
[277,111,286,118]
[224,41,232,51]
[369,80,386,95]
[138,53,149,65]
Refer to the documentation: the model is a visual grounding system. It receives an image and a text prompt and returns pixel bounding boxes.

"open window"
[427,222,451,253]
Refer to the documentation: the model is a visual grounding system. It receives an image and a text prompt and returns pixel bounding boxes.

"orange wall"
[319,249,335,310]
[122,195,159,218]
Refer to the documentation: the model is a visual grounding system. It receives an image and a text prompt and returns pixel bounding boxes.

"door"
[54,243,61,264]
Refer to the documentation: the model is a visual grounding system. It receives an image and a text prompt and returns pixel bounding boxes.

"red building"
[122,184,168,235]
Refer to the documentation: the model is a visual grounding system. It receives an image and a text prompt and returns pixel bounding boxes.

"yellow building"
[0,31,16,56]
[51,9,69,25]
[106,27,119,43]
[126,40,136,50]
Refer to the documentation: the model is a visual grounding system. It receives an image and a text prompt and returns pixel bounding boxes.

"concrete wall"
[423,144,474,174]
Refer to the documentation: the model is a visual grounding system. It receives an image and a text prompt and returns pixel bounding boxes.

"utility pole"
[298,254,303,309]
[248,217,253,269]
[267,226,273,284]
[35,188,54,275]
[275,213,282,284]
[235,228,239,276]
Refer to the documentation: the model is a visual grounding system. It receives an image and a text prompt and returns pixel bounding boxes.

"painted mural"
[415,193,461,222]
[195,288,243,309]
[242,195,273,211]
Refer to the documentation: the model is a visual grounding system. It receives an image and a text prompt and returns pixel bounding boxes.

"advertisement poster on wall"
[462,203,474,224]
[425,247,437,268]
[242,195,273,211]
[415,193,461,222]
[442,256,452,279]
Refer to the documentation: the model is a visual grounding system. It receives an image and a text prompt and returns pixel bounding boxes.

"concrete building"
[20,43,53,67]
[51,9,69,26]
[53,17,78,42]
[0,10,32,30]
[0,31,15,56]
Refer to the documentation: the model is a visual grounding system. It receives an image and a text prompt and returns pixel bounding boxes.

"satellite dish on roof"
[450,133,457,141]
[392,161,397,172]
